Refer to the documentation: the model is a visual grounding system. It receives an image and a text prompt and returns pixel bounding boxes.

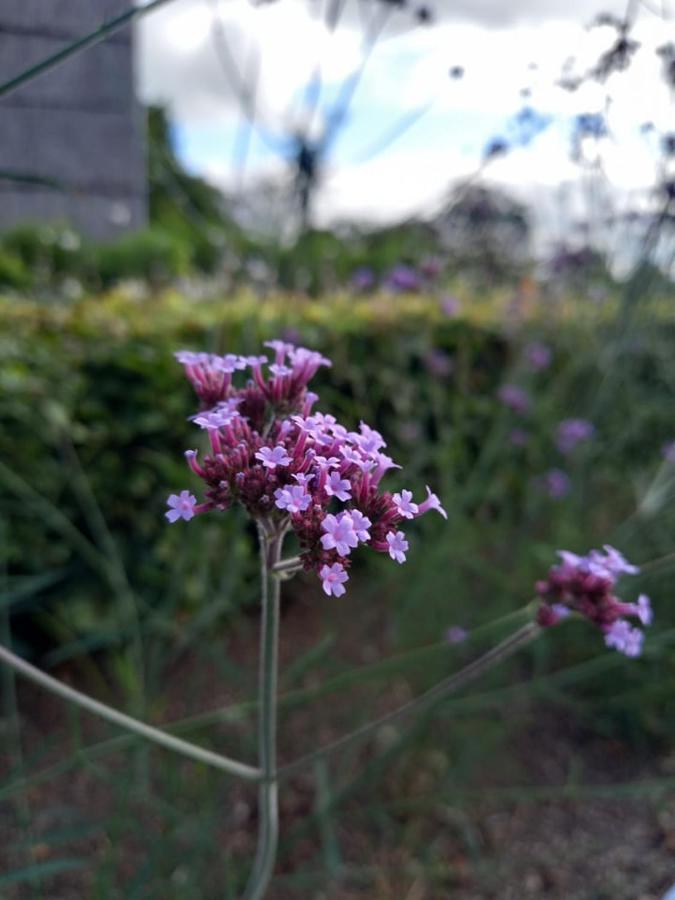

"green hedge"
[2,288,675,743]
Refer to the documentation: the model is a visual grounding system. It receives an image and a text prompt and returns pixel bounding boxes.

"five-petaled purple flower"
[320,562,349,597]
[392,490,419,519]
[274,485,311,514]
[325,471,352,501]
[256,446,292,469]
[166,491,197,523]
[321,513,360,556]
[386,531,409,564]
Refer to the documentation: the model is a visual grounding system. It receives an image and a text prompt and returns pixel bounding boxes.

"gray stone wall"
[0,0,147,239]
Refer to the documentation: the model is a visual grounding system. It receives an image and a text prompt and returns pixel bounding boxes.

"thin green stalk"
[0,644,259,781]
[0,0,180,99]
[242,525,284,899]
[278,622,540,777]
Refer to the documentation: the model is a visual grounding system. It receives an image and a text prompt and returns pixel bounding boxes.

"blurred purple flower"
[498,384,530,415]
[524,341,552,371]
[440,295,461,317]
[420,256,444,280]
[662,441,675,463]
[424,349,454,378]
[385,264,422,293]
[540,468,571,499]
[351,267,376,291]
[536,545,651,658]
[445,625,468,644]
[556,418,595,454]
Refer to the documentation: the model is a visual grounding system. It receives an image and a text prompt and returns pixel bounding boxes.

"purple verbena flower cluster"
[166,340,447,597]
[498,384,530,415]
[535,545,652,657]
[555,418,595,454]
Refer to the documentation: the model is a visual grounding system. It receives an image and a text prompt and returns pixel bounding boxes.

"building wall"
[0,0,147,239]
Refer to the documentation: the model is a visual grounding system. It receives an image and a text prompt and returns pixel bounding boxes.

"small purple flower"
[292,472,314,487]
[524,341,552,371]
[440,295,461,317]
[445,625,468,644]
[498,384,530,415]
[392,489,419,519]
[354,422,386,454]
[269,363,292,377]
[349,510,372,542]
[417,485,447,519]
[320,562,349,597]
[604,620,644,657]
[424,349,454,378]
[592,545,639,578]
[165,491,197,523]
[325,471,352,501]
[541,468,570,499]
[385,264,422,293]
[255,445,291,469]
[314,455,340,470]
[351,267,375,291]
[555,418,595,454]
[386,530,409,563]
[274,485,311,514]
[264,339,294,361]
[321,513,359,556]
[662,441,675,464]
[636,594,652,625]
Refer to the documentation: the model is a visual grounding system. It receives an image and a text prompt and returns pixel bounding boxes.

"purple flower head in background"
[445,625,468,644]
[419,256,444,280]
[169,340,446,597]
[351,267,376,292]
[535,545,652,658]
[662,441,675,464]
[385,264,422,293]
[440,295,461,318]
[524,341,552,371]
[424,349,454,378]
[555,418,595,454]
[498,384,530,415]
[540,468,571,499]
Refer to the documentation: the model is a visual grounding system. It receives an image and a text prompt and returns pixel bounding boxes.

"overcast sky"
[137,0,674,242]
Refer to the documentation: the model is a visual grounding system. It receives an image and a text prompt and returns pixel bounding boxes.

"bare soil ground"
[1,588,674,898]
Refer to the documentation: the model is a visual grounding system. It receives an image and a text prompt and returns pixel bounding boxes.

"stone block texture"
[0,0,147,239]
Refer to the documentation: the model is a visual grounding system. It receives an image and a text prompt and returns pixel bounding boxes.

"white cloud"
[135,0,674,231]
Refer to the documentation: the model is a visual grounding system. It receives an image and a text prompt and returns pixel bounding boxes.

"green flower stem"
[272,556,302,574]
[277,621,541,778]
[243,525,284,899]
[0,643,260,782]
[0,0,180,99]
